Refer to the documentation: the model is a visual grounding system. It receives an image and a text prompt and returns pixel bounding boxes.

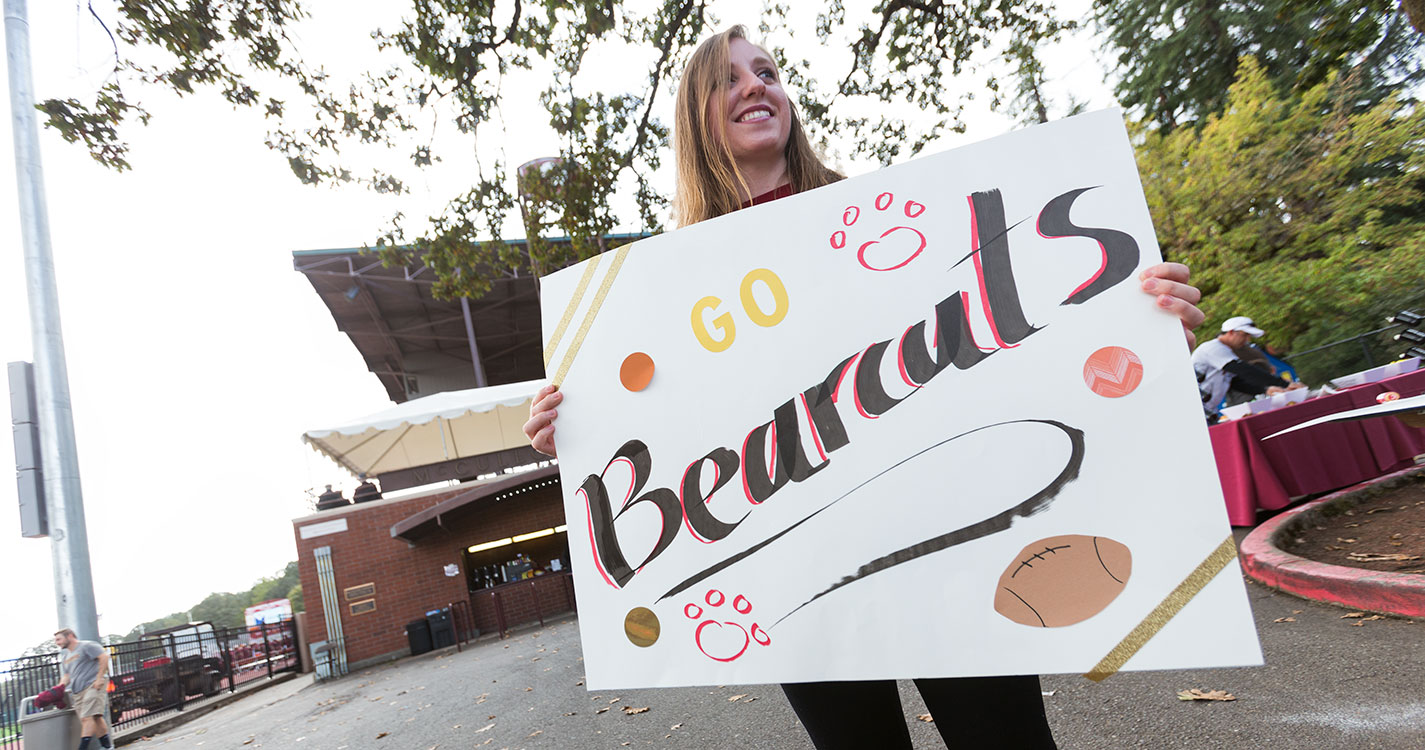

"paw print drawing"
[684,589,771,662]
[829,192,928,272]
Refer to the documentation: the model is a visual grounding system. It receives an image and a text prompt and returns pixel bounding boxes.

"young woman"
[524,25,1206,750]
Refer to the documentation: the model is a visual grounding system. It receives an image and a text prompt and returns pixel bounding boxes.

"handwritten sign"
[539,110,1262,689]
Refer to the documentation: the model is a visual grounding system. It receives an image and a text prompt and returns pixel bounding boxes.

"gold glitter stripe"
[542,253,605,368]
[551,243,633,387]
[1083,535,1238,683]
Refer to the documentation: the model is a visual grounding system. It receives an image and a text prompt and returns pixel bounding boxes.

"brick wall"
[292,475,569,666]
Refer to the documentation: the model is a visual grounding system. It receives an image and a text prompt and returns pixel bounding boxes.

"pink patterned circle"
[1083,346,1144,398]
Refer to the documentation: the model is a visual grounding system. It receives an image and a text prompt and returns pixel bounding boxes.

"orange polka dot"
[620,352,655,392]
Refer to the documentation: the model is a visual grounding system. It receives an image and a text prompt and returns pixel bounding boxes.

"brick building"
[291,465,572,670]
[289,244,628,672]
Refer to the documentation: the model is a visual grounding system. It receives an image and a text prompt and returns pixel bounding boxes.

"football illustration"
[993,534,1132,628]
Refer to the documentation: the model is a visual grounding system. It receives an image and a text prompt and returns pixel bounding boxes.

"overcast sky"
[0,0,1113,657]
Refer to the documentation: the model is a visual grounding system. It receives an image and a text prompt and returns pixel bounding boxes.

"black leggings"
[781,675,1056,750]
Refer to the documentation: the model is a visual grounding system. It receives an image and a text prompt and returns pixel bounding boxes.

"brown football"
[993,534,1132,628]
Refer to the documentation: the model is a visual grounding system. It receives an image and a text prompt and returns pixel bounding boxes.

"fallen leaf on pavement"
[741,696,759,703]
[1273,617,1296,623]
[241,739,254,746]
[609,698,621,704]
[375,732,389,739]
[729,694,748,702]
[623,706,650,715]
[1347,552,1421,562]
[1337,538,1358,543]
[1177,689,1236,701]
[528,730,542,738]
[1340,612,1367,618]
[475,723,495,733]
[596,707,610,714]
[916,714,934,722]
[671,723,683,730]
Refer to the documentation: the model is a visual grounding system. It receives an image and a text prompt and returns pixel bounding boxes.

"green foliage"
[1094,0,1423,130]
[120,562,301,641]
[1135,57,1425,384]
[44,1,1071,299]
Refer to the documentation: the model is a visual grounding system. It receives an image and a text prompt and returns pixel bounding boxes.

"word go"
[691,268,789,353]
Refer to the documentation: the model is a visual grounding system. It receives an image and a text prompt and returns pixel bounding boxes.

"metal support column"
[3,0,100,640]
[460,297,489,387]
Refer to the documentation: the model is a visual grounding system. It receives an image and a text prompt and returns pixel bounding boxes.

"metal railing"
[1,621,299,748]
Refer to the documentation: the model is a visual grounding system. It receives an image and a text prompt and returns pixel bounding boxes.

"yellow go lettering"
[691,296,736,353]
[692,269,791,352]
[739,268,789,328]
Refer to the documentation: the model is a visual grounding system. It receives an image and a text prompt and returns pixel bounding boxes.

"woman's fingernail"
[1158,294,1173,307]
[1141,278,1157,292]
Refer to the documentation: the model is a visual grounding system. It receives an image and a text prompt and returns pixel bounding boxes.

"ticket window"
[464,525,570,591]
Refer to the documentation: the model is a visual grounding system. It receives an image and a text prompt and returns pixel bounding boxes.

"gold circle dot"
[624,606,660,648]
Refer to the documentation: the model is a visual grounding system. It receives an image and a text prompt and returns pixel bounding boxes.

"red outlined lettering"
[968,195,1018,350]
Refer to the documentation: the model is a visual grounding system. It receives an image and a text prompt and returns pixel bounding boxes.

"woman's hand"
[1139,262,1205,349]
[523,384,562,457]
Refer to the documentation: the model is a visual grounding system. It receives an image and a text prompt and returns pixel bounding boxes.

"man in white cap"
[1192,316,1293,422]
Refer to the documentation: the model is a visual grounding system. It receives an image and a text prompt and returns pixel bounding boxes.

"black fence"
[0,621,298,749]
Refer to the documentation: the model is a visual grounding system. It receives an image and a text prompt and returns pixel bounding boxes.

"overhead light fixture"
[1388,310,1422,326]
[344,285,361,300]
[1394,328,1425,345]
[467,537,513,553]
[512,528,555,543]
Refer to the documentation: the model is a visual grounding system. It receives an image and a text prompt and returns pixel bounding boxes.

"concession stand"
[289,245,602,672]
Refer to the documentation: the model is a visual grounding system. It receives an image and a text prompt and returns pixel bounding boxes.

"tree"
[41,1,1072,299]
[1135,57,1425,384]
[120,562,302,639]
[1094,0,1423,131]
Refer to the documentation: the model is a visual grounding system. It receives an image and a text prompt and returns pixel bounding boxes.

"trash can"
[18,696,80,750]
[406,619,433,655]
[427,608,454,649]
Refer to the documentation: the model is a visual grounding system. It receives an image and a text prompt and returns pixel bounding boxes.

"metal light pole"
[3,0,100,641]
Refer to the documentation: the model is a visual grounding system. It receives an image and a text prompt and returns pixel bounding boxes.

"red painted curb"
[1239,465,1425,618]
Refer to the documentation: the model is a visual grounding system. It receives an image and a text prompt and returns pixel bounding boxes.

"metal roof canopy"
[390,464,561,542]
[294,237,647,404]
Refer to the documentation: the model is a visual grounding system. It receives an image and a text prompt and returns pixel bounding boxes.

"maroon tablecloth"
[1211,368,1425,526]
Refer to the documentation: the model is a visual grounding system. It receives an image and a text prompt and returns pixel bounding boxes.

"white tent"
[303,379,542,477]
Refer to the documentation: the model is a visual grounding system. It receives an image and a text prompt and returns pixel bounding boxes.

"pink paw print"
[684,589,771,662]
[829,192,928,272]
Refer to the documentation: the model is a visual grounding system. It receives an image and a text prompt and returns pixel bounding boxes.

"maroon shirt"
[741,183,794,208]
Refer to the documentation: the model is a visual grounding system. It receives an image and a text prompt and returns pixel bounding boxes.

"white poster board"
[539,110,1262,689]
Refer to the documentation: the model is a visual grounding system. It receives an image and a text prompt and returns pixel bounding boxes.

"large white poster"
[539,110,1262,689]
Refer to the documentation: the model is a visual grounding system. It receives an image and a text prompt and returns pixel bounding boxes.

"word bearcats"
[575,186,1137,589]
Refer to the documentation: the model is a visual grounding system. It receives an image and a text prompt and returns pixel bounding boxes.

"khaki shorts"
[71,684,109,718]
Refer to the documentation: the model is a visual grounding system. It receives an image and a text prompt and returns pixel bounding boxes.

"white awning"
[303,379,543,477]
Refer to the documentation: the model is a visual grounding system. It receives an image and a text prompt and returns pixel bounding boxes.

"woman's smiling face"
[715,37,792,167]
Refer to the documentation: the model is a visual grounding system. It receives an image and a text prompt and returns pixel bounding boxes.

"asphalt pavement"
[130,557,1425,749]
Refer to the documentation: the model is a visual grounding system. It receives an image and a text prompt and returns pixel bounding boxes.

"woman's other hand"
[524,384,562,457]
[1139,262,1205,349]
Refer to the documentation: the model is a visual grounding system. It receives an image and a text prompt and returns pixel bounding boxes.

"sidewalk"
[129,588,1425,749]
[114,672,305,746]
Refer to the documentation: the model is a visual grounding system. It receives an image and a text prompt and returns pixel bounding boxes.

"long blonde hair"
[671,26,842,227]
